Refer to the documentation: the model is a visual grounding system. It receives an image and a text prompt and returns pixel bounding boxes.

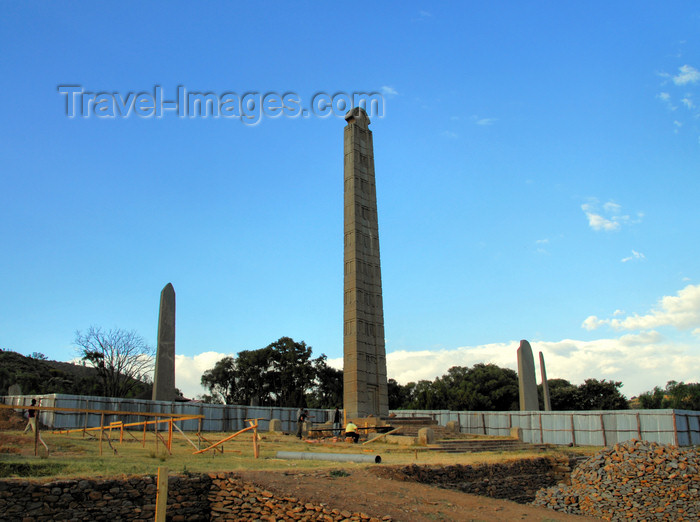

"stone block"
[445,420,460,433]
[268,419,282,433]
[417,428,435,445]
[510,427,523,441]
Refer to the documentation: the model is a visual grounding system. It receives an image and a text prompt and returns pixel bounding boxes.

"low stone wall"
[0,472,391,521]
[0,473,211,521]
[372,456,574,504]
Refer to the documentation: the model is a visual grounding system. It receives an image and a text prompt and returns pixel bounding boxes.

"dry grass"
[0,428,601,480]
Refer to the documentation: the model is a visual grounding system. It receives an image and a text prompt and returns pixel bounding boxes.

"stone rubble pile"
[210,473,392,521]
[533,440,700,520]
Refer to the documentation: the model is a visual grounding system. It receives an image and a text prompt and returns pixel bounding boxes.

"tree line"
[3,329,699,412]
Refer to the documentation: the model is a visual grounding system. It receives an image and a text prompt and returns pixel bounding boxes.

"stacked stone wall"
[0,472,391,521]
[372,457,573,504]
[0,473,211,521]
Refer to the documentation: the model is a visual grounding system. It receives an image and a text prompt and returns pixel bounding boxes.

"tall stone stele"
[517,339,539,411]
[539,351,552,411]
[343,107,389,419]
[152,282,177,402]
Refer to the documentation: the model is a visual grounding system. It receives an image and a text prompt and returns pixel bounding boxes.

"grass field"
[0,427,600,480]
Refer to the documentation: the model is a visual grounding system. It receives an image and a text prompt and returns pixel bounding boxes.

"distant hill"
[0,349,151,398]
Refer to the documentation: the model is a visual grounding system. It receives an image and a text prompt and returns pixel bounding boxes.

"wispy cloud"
[673,64,700,86]
[440,130,458,139]
[474,117,497,126]
[381,86,398,97]
[681,96,695,109]
[621,250,646,263]
[581,199,642,232]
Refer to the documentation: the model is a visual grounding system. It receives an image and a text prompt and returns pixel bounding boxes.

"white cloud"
[418,10,432,18]
[582,284,700,332]
[475,118,497,126]
[581,200,641,232]
[673,65,700,86]
[440,130,458,139]
[658,92,671,101]
[175,350,234,399]
[361,333,700,397]
[381,86,398,96]
[681,96,695,109]
[180,286,700,401]
[621,250,646,263]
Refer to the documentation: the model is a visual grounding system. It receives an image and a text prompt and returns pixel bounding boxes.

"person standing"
[297,409,308,439]
[333,407,342,436]
[24,399,37,434]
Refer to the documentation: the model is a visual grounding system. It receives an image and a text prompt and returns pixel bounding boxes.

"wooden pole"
[83,398,89,438]
[538,413,544,444]
[168,419,173,452]
[34,413,39,457]
[481,413,487,435]
[99,413,104,456]
[636,412,642,440]
[253,423,259,459]
[570,414,576,446]
[155,466,168,522]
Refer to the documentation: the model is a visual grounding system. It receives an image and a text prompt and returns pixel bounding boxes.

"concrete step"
[428,439,552,453]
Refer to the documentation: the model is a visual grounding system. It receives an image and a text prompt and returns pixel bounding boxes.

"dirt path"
[236,468,600,521]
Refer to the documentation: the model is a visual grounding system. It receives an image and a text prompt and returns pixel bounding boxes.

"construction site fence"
[391,409,700,446]
[1,394,332,434]
[4,395,698,447]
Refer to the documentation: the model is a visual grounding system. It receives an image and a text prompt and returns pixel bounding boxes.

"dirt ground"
[236,468,600,521]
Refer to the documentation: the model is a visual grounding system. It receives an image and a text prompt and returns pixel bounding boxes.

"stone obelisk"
[343,107,389,419]
[517,340,539,411]
[152,283,177,401]
[539,351,552,411]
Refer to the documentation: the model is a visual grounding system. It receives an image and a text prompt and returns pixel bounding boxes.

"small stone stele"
[268,419,282,433]
[510,426,523,441]
[417,427,435,445]
[445,420,460,433]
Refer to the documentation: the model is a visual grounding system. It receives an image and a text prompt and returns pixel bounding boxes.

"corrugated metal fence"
[2,394,331,434]
[392,409,700,446]
[4,395,698,446]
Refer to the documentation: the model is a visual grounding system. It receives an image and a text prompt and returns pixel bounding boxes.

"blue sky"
[1,2,699,400]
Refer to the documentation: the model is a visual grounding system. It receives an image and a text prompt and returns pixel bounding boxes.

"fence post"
[672,412,679,446]
[570,414,576,446]
[599,414,607,446]
[155,466,168,522]
[538,413,544,444]
[636,412,642,440]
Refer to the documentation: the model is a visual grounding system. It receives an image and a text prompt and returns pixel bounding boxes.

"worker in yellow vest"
[345,421,359,443]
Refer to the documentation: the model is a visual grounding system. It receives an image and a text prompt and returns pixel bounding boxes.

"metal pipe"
[276,451,381,464]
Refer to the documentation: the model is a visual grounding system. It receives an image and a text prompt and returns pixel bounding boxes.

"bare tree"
[75,326,154,398]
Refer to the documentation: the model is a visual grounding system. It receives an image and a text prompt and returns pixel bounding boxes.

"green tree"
[307,356,343,409]
[200,356,237,404]
[667,381,700,410]
[576,379,629,410]
[542,378,580,410]
[637,385,666,409]
[201,337,326,407]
